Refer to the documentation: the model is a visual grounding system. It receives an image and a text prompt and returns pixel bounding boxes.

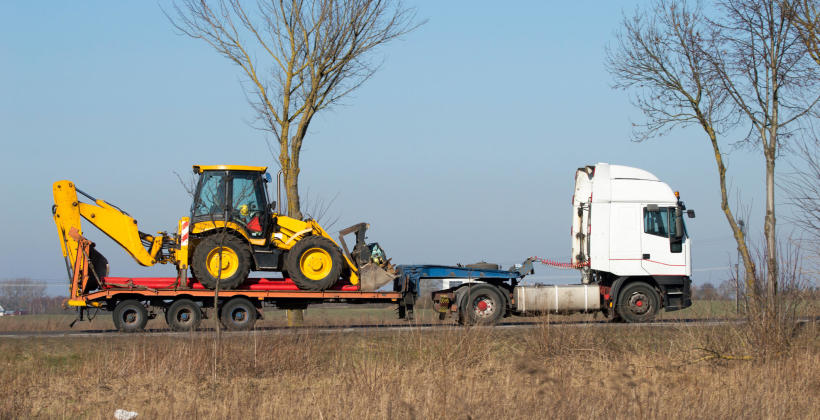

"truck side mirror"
[687,209,695,218]
[674,209,684,239]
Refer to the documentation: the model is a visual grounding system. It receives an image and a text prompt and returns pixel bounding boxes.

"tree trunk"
[285,165,302,219]
[704,125,758,304]
[764,149,778,309]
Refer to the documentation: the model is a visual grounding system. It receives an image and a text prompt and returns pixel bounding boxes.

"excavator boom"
[52,180,168,272]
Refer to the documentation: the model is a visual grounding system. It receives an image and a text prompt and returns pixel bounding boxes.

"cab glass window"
[231,174,265,216]
[643,207,670,237]
[193,172,226,217]
[231,173,266,237]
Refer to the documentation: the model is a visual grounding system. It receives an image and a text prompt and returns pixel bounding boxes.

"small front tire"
[286,236,344,291]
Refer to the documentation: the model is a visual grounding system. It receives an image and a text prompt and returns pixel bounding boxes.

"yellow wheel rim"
[205,247,239,279]
[299,247,333,281]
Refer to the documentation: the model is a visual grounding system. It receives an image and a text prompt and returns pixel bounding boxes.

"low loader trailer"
[55,163,695,332]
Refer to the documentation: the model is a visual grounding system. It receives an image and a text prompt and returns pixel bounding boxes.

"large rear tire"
[113,300,148,333]
[615,282,660,323]
[285,236,343,291]
[191,235,251,290]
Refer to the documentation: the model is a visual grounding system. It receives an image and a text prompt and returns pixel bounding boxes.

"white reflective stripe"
[180,221,189,246]
[284,228,313,245]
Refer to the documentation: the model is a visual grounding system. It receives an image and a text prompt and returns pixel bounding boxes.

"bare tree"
[606,0,758,298]
[707,0,820,308]
[167,0,422,219]
[0,279,47,313]
[607,0,820,318]
[789,0,820,66]
[783,139,820,261]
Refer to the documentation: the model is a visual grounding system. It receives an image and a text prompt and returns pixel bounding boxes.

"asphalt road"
[0,317,788,339]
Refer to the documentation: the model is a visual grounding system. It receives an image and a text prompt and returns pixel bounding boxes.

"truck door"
[640,206,686,275]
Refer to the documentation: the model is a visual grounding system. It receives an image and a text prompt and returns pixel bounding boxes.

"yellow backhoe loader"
[52,165,395,291]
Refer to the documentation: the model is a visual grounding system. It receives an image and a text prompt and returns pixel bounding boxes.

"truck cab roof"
[575,163,677,205]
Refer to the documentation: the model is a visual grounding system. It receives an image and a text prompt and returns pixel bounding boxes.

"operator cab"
[191,165,272,239]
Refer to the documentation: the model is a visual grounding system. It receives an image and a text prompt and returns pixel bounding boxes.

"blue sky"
[0,1,776,295]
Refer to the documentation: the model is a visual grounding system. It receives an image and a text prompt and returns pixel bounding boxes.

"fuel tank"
[513,284,601,314]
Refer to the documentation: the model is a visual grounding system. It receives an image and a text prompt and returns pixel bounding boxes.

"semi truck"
[424,163,694,324]
[53,163,694,331]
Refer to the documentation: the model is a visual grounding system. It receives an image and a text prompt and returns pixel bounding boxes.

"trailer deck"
[81,276,402,302]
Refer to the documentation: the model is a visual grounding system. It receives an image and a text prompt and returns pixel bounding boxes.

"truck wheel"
[219,297,257,331]
[166,299,201,332]
[285,236,343,291]
[616,282,660,323]
[191,235,251,290]
[459,285,505,325]
[113,300,148,333]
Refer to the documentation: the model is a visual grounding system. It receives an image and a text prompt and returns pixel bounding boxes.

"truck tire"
[191,235,251,290]
[219,297,257,331]
[285,236,343,291]
[458,285,505,325]
[166,299,201,332]
[113,300,148,333]
[615,282,660,323]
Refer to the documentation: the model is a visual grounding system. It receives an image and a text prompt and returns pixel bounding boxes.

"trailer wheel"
[113,300,148,333]
[459,285,505,325]
[191,235,251,290]
[615,282,660,323]
[286,236,343,291]
[219,297,257,331]
[166,299,202,332]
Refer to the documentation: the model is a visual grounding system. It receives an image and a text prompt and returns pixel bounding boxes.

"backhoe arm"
[52,180,164,269]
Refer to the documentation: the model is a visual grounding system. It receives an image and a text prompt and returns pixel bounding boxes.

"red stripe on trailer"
[103,277,360,291]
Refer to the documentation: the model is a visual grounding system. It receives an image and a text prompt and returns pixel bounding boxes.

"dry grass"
[0,320,817,419]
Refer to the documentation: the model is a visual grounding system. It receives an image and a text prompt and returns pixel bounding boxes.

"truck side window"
[643,208,669,237]
[644,207,683,253]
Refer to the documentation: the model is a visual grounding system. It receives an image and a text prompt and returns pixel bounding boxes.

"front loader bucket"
[359,263,397,291]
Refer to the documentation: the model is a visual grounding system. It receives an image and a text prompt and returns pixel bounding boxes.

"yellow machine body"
[52,165,362,287]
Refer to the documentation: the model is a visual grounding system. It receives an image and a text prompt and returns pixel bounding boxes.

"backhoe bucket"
[358,263,397,291]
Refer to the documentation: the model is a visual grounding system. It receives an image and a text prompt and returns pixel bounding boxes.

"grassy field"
[0,300,772,333]
[0,320,817,418]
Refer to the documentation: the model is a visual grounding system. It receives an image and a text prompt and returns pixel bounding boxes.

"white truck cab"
[571,163,693,318]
